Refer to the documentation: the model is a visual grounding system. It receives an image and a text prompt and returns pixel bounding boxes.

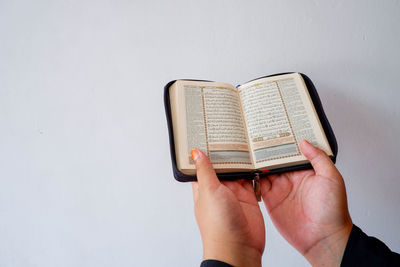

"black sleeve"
[200,259,233,267]
[341,224,400,267]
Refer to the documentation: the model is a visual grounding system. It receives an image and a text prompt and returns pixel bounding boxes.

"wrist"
[304,223,353,267]
[203,241,262,267]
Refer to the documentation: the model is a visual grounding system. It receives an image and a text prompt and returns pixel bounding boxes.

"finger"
[260,177,273,210]
[191,149,220,192]
[191,182,199,202]
[222,180,241,194]
[222,180,258,203]
[266,174,280,183]
[260,177,272,195]
[221,180,252,195]
[300,139,337,177]
[241,179,254,194]
[260,174,295,212]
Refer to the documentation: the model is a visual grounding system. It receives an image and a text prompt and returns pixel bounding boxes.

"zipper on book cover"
[251,170,262,202]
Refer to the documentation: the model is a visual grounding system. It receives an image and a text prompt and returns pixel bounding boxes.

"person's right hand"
[260,140,353,266]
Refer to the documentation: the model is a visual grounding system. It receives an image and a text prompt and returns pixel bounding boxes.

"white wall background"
[1,0,399,266]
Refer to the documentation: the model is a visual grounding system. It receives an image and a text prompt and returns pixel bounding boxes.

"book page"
[170,80,254,174]
[238,73,332,170]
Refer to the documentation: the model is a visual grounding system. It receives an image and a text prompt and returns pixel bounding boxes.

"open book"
[165,73,336,180]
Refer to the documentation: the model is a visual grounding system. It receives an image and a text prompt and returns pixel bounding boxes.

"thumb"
[191,149,220,191]
[300,139,338,177]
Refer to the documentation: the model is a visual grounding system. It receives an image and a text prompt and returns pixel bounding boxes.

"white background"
[1,0,400,266]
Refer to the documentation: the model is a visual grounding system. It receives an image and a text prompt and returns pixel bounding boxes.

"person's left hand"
[191,149,265,267]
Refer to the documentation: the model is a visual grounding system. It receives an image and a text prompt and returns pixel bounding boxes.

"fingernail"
[191,149,199,161]
[303,139,310,145]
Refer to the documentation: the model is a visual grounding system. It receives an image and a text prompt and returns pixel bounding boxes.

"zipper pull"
[253,172,261,202]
